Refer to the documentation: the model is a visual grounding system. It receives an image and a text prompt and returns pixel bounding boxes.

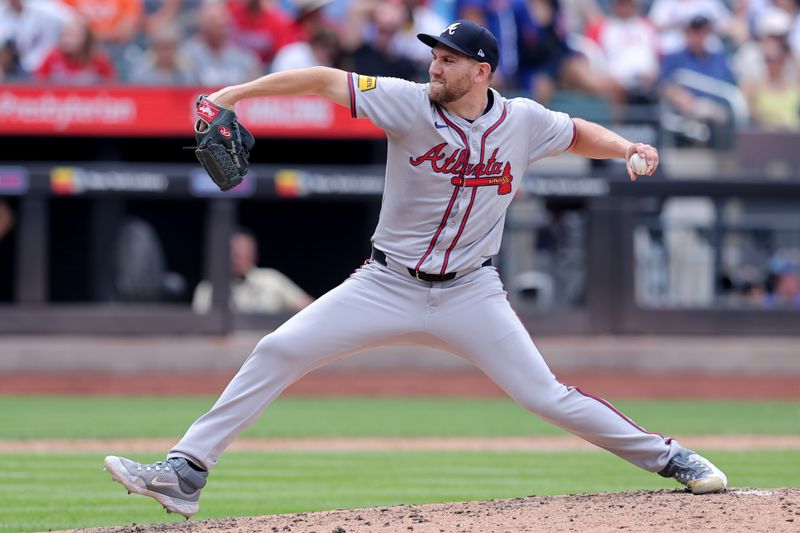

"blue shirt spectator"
[661,47,736,90]
[458,0,519,86]
[513,0,575,91]
[658,13,738,146]
[660,14,736,100]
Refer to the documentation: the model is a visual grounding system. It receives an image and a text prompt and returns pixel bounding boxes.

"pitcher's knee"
[252,333,306,367]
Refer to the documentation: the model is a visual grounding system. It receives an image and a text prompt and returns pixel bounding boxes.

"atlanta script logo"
[409,143,514,195]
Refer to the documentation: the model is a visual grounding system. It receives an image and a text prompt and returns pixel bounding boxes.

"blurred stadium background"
[0,0,799,393]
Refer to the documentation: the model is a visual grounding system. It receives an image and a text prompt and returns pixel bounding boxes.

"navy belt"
[371,247,491,283]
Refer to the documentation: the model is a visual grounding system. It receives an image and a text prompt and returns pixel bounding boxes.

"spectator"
[660,13,737,86]
[61,0,143,76]
[0,199,14,242]
[648,0,736,55]
[513,0,616,104]
[140,0,203,41]
[341,0,373,52]
[736,7,800,130]
[127,22,194,84]
[735,0,773,29]
[659,13,737,142]
[458,0,519,87]
[0,0,73,74]
[765,257,800,308]
[748,37,800,130]
[772,0,800,58]
[193,229,313,314]
[181,1,261,86]
[270,26,340,72]
[0,35,26,81]
[737,268,769,308]
[728,0,773,37]
[390,0,447,70]
[142,0,183,34]
[341,2,419,80]
[734,6,796,81]
[61,0,142,45]
[36,15,116,84]
[560,0,601,34]
[286,0,335,44]
[227,0,295,66]
[585,0,660,104]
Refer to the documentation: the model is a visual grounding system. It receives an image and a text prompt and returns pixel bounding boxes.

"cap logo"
[477,49,485,57]
[445,22,460,35]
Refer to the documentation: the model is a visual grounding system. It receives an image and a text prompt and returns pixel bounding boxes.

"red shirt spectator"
[37,49,115,83]
[227,0,295,65]
[36,16,116,84]
[284,0,334,46]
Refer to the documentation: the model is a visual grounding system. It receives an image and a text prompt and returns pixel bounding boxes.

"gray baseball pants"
[170,261,681,471]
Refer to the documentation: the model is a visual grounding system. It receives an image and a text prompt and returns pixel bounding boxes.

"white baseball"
[629,153,650,175]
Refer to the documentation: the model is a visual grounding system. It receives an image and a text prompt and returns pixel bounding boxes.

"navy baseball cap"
[417,20,499,72]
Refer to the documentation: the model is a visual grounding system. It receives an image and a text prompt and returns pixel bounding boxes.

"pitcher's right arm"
[206,67,350,110]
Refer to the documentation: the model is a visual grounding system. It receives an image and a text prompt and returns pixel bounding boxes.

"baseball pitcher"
[105,19,727,519]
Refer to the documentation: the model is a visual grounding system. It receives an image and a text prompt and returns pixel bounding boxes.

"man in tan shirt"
[193,229,313,314]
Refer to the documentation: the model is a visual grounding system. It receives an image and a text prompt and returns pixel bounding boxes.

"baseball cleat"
[658,449,727,494]
[104,455,207,519]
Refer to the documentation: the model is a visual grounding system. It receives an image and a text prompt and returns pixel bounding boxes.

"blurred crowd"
[1,0,800,132]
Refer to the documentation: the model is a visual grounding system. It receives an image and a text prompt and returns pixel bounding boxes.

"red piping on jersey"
[440,187,477,274]
[347,73,356,118]
[566,119,577,151]
[479,104,508,162]
[415,105,468,272]
[573,386,673,444]
[440,104,508,274]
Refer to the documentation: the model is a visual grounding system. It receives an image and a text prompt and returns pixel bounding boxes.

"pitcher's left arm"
[567,118,658,181]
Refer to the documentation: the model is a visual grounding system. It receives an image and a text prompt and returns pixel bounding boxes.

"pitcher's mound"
[89,488,800,532]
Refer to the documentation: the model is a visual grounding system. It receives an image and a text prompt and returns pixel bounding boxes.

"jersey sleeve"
[347,72,427,137]
[523,99,576,166]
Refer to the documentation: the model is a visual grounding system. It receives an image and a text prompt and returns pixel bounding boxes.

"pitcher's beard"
[429,76,472,104]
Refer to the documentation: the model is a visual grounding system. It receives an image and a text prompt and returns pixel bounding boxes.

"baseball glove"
[193,96,255,191]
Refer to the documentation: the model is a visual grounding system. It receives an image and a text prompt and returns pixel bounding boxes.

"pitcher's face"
[428,44,478,104]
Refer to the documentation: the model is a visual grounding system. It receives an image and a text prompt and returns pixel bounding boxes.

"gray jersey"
[347,73,575,275]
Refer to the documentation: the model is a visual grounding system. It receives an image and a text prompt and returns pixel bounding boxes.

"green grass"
[0,396,798,440]
[0,396,797,531]
[1,450,797,532]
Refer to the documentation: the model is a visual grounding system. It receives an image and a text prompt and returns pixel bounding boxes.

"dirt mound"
[71,488,798,533]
